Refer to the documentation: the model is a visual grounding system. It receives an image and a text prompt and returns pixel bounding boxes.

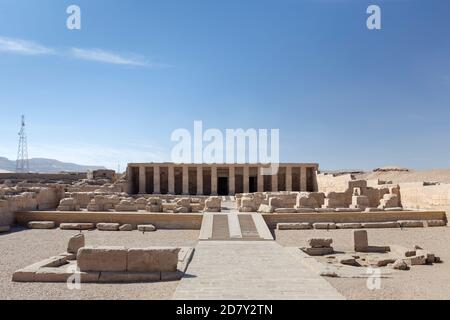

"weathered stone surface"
[176,198,190,207]
[335,208,362,212]
[336,223,362,229]
[277,223,311,230]
[258,204,274,213]
[367,255,397,267]
[240,206,255,213]
[313,222,336,230]
[27,221,55,229]
[204,196,221,212]
[301,247,334,256]
[274,208,297,214]
[137,224,156,232]
[362,222,400,229]
[127,247,180,272]
[404,255,427,266]
[98,271,160,283]
[337,255,359,266]
[67,234,85,254]
[77,246,128,272]
[308,238,333,248]
[353,230,368,252]
[416,250,436,264]
[296,208,315,213]
[391,259,409,270]
[119,224,133,231]
[398,220,424,228]
[97,223,120,231]
[60,223,94,230]
[425,220,446,227]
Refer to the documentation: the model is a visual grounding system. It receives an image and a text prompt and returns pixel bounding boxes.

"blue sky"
[0,0,449,170]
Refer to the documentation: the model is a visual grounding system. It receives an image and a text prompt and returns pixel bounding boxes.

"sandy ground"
[0,228,199,300]
[275,227,450,300]
[356,169,450,184]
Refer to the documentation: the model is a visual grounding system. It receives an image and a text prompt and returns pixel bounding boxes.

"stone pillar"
[286,166,292,192]
[197,166,203,195]
[257,167,264,192]
[229,166,235,195]
[211,166,218,195]
[243,166,249,194]
[271,172,278,192]
[139,165,146,194]
[182,166,189,195]
[168,165,175,195]
[153,165,160,194]
[300,166,307,191]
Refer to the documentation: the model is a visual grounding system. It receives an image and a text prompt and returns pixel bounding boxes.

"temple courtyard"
[1,225,449,300]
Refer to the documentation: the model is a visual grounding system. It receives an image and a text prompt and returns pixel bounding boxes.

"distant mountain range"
[0,157,106,173]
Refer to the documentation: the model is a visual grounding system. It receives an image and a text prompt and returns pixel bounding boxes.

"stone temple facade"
[127,163,319,195]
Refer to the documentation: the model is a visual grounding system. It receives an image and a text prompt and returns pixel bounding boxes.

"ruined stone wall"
[316,173,355,193]
[0,186,65,226]
[399,182,450,222]
[0,200,13,226]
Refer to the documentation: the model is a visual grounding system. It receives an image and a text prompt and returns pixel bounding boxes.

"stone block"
[301,247,334,256]
[353,230,368,252]
[308,238,333,248]
[258,204,274,213]
[127,247,180,272]
[398,220,424,228]
[336,223,362,229]
[337,255,359,266]
[119,224,133,231]
[313,222,336,230]
[60,223,95,230]
[98,271,160,283]
[390,245,416,258]
[27,221,55,229]
[391,259,409,270]
[77,246,128,272]
[97,223,120,231]
[67,234,85,254]
[274,208,297,214]
[403,255,427,266]
[362,222,400,229]
[425,220,446,227]
[416,250,436,264]
[277,223,311,230]
[137,224,156,232]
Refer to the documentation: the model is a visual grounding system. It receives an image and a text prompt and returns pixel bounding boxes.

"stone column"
[243,166,249,193]
[286,166,292,192]
[197,166,203,195]
[271,172,278,192]
[229,166,235,195]
[168,165,175,195]
[300,166,307,191]
[153,165,160,194]
[182,165,189,195]
[139,165,146,194]
[257,167,264,192]
[211,166,218,195]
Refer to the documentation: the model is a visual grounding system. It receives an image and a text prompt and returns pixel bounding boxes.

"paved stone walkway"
[173,241,344,300]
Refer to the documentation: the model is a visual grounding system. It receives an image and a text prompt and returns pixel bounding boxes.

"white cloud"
[70,48,151,67]
[0,36,55,55]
